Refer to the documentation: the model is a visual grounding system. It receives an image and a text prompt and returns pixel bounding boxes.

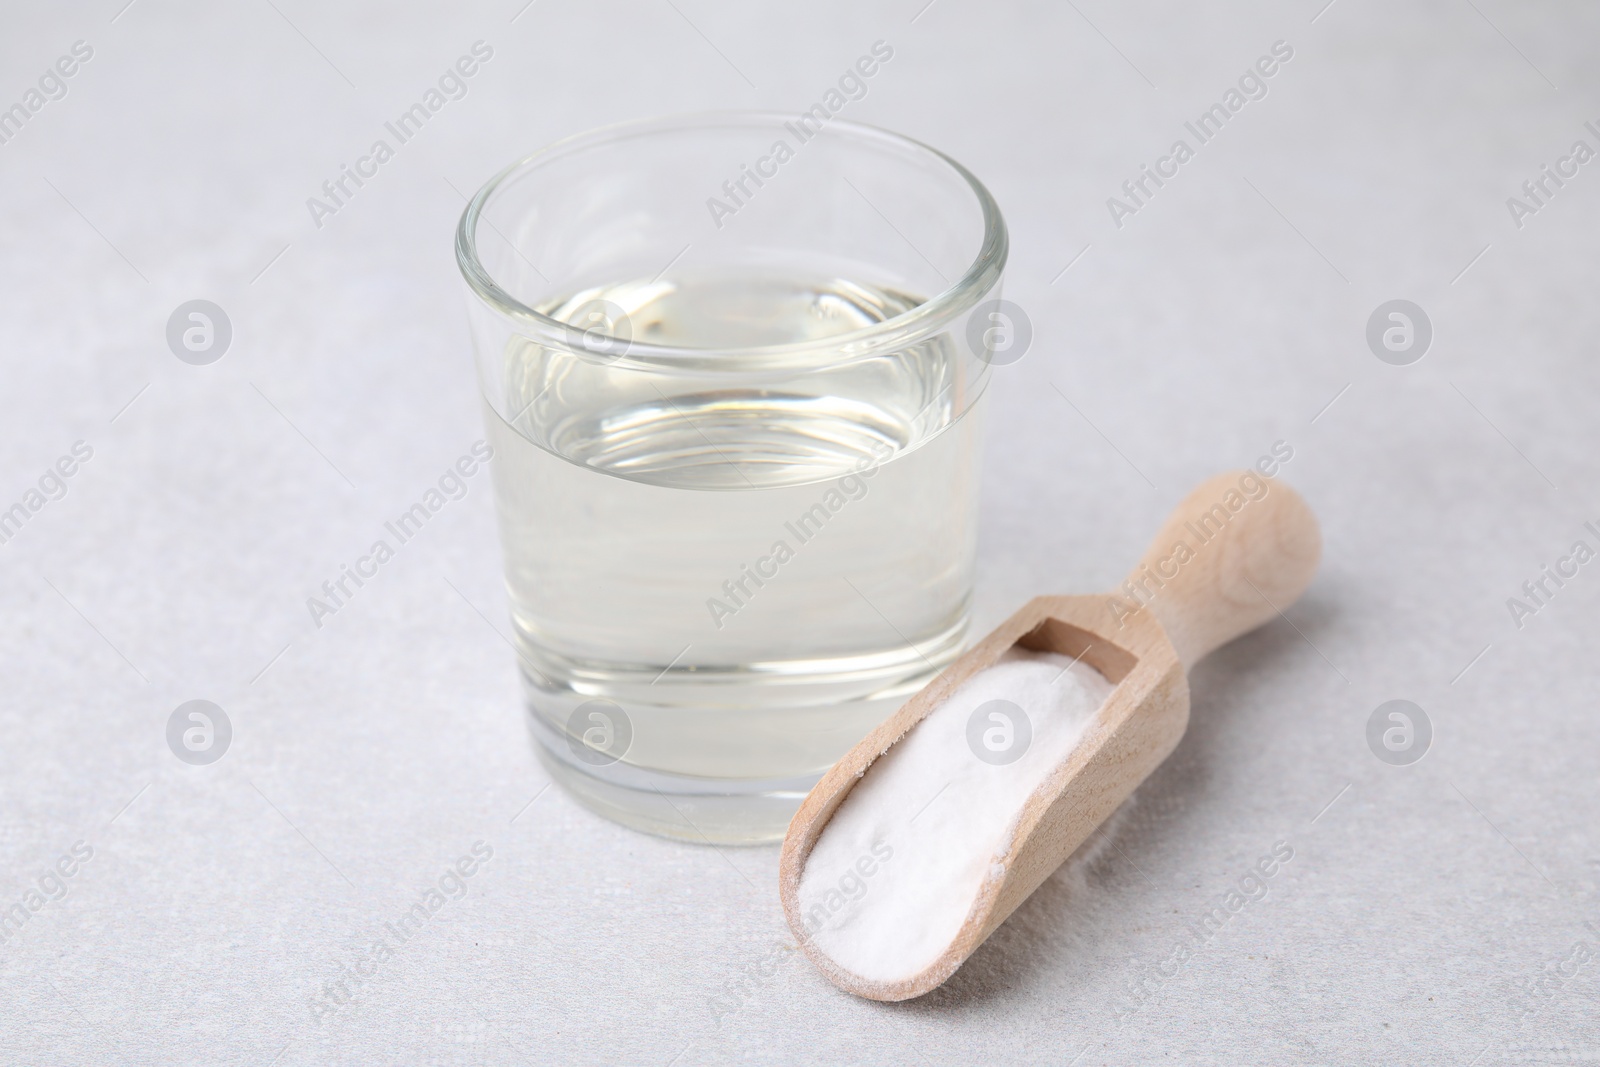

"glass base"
[532,728,815,845]
[516,617,968,846]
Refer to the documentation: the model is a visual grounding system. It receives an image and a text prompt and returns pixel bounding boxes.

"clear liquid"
[486,269,985,841]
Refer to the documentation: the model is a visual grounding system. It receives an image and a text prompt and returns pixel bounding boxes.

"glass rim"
[454,110,1008,371]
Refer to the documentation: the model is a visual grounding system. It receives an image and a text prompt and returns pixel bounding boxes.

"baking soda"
[797,648,1114,983]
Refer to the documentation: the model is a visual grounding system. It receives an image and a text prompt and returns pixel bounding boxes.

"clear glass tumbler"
[456,112,1008,843]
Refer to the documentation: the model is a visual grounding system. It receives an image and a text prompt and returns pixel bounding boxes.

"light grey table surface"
[2,1,1597,1063]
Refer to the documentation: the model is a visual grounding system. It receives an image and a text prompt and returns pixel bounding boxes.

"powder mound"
[796,649,1113,984]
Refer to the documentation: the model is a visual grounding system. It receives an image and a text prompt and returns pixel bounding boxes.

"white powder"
[796,648,1113,984]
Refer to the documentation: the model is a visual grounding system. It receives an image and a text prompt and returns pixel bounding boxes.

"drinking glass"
[457,112,1008,843]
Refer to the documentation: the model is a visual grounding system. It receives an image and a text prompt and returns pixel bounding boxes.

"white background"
[1,0,1597,1063]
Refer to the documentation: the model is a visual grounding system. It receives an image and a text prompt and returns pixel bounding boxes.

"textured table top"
[3,1,1598,1063]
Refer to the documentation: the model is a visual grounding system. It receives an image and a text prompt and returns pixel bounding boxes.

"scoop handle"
[1122,470,1321,670]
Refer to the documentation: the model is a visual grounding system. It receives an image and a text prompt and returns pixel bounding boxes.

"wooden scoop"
[778,470,1321,1001]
